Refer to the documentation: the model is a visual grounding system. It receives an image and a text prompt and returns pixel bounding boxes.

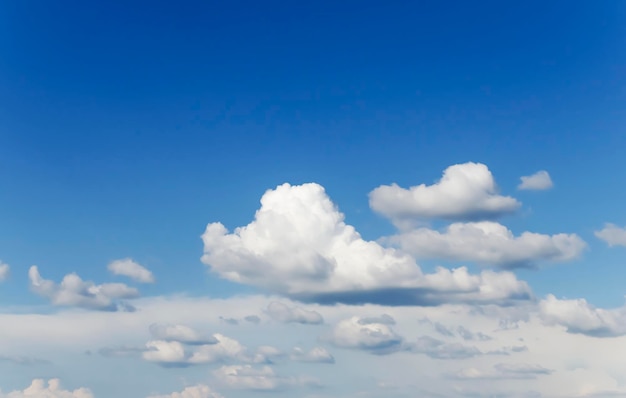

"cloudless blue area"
[1,1,626,305]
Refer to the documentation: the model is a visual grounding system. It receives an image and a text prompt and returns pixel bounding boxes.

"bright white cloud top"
[369,162,520,224]
[518,170,554,190]
[201,182,531,305]
[108,258,155,283]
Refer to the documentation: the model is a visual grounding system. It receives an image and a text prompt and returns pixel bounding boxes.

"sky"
[1,1,626,397]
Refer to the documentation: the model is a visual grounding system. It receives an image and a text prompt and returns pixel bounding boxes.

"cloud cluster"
[28,266,139,311]
[540,294,626,337]
[595,224,626,247]
[212,365,316,391]
[0,379,93,398]
[518,170,554,191]
[369,162,520,223]
[326,316,407,355]
[201,182,532,306]
[147,384,223,398]
[108,258,155,283]
[388,221,585,268]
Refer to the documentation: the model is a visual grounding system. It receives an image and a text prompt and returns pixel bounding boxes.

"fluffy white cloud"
[147,384,223,398]
[540,294,626,337]
[149,324,217,345]
[290,347,335,363]
[28,266,139,311]
[368,162,520,224]
[212,365,316,391]
[0,379,93,398]
[595,223,626,247]
[518,170,554,190]
[326,316,407,355]
[387,221,586,268]
[108,258,155,283]
[266,302,323,324]
[0,262,9,282]
[201,182,531,306]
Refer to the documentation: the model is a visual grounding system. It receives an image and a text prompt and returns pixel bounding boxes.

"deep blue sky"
[1,1,626,305]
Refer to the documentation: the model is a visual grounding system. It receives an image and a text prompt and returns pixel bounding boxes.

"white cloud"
[518,170,553,191]
[149,323,217,345]
[368,162,520,224]
[28,265,139,311]
[540,294,626,337]
[325,316,407,355]
[595,224,626,247]
[0,379,93,398]
[290,347,335,363]
[0,262,9,282]
[411,336,481,359]
[449,363,552,380]
[266,302,323,324]
[212,365,316,391]
[108,258,155,283]
[201,182,531,306]
[388,221,586,268]
[147,384,223,398]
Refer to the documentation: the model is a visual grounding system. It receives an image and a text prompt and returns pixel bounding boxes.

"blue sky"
[1,1,626,397]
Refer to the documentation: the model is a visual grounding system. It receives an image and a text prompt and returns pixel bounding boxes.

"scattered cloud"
[325,316,407,355]
[201,182,532,306]
[0,379,93,398]
[28,266,139,311]
[369,162,520,224]
[266,302,324,324]
[540,294,626,337]
[107,258,155,283]
[448,363,552,380]
[411,336,481,359]
[146,384,224,398]
[290,347,335,363]
[149,323,218,345]
[387,221,586,268]
[518,170,554,191]
[595,224,626,247]
[212,365,317,391]
[0,262,9,282]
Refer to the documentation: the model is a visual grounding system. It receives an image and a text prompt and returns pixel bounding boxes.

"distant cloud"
[387,221,586,268]
[244,315,261,324]
[369,162,520,224]
[0,354,50,366]
[107,258,155,283]
[0,262,8,282]
[0,378,93,398]
[149,324,217,345]
[201,182,531,306]
[411,336,481,359]
[147,384,224,398]
[540,294,626,337]
[518,170,553,191]
[325,316,407,355]
[28,265,138,312]
[219,316,239,325]
[289,347,335,364]
[212,365,317,392]
[266,302,323,325]
[448,363,552,380]
[595,224,626,247]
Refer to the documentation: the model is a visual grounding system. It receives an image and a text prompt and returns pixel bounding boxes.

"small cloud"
[0,261,9,282]
[266,302,323,325]
[290,347,335,364]
[518,170,554,191]
[212,365,318,392]
[244,315,261,324]
[107,258,155,283]
[149,323,218,345]
[595,223,626,247]
[28,265,138,312]
[219,317,240,325]
[325,316,407,355]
